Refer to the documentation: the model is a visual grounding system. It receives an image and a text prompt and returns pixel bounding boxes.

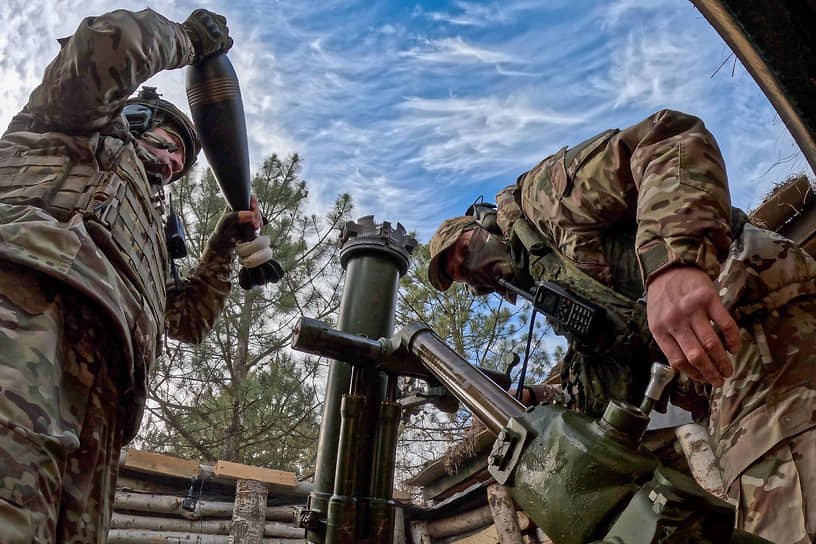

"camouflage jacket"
[0,9,235,429]
[497,110,816,461]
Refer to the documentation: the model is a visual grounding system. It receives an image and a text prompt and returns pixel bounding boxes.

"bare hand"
[647,266,740,387]
[237,195,262,231]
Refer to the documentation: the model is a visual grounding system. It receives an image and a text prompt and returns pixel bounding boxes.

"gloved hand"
[183,9,233,63]
[205,197,266,257]
[202,201,283,288]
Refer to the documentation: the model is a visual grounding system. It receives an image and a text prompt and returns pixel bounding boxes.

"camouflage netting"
[444,419,489,476]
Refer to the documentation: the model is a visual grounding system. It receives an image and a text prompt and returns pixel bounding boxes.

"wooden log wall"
[111,448,308,544]
[112,448,410,543]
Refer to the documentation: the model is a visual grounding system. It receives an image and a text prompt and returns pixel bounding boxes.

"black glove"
[183,9,233,63]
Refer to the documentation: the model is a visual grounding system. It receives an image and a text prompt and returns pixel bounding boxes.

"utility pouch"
[508,216,661,415]
[164,196,187,260]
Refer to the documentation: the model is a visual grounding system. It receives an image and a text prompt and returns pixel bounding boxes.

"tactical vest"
[508,217,656,417]
[507,206,749,418]
[0,126,169,332]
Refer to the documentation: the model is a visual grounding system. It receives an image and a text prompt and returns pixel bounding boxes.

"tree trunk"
[108,531,227,544]
[427,505,492,538]
[393,507,406,544]
[230,479,268,544]
[221,288,259,462]
[110,513,231,533]
[487,483,523,544]
[675,423,726,499]
[263,522,305,539]
[109,513,303,538]
[409,520,432,544]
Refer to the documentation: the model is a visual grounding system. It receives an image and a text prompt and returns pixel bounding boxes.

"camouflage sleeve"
[495,182,523,237]
[516,110,731,285]
[621,110,732,283]
[25,8,195,132]
[164,210,238,344]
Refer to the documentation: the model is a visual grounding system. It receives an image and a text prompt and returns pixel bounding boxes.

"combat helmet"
[123,87,201,181]
[428,216,479,290]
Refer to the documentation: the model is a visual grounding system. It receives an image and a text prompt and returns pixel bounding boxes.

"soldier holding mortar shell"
[0,8,276,542]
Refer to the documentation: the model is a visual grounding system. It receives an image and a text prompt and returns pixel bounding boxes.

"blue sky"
[0,0,810,243]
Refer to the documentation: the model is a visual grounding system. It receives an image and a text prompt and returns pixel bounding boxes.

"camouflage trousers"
[731,427,816,544]
[711,295,816,544]
[0,262,125,543]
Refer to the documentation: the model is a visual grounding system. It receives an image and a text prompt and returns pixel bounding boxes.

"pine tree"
[394,241,561,479]
[138,154,352,473]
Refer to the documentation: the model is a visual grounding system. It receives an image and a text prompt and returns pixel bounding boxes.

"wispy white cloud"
[401,36,515,64]
[393,95,585,173]
[598,30,707,108]
[414,0,557,28]
[1,0,810,242]
[600,0,670,27]
[418,1,513,28]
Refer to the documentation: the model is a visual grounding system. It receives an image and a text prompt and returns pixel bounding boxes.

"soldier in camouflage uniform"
[428,110,816,544]
[0,8,275,543]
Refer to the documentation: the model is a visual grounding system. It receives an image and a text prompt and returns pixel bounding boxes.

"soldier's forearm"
[26,8,196,131]
[165,263,232,344]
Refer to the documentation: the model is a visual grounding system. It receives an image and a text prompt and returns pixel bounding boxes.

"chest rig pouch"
[86,138,169,329]
[494,126,661,416]
[508,217,661,417]
[0,131,169,331]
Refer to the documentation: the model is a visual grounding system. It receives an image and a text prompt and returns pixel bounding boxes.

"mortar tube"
[400,324,525,434]
[325,394,367,544]
[368,378,402,543]
[308,218,414,544]
[310,254,399,531]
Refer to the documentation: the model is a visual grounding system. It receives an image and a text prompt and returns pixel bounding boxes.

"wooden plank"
[213,460,298,488]
[421,454,491,502]
[750,175,814,231]
[781,205,816,247]
[115,475,182,495]
[801,234,816,256]
[123,449,200,480]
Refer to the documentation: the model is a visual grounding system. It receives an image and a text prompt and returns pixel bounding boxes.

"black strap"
[515,308,537,402]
